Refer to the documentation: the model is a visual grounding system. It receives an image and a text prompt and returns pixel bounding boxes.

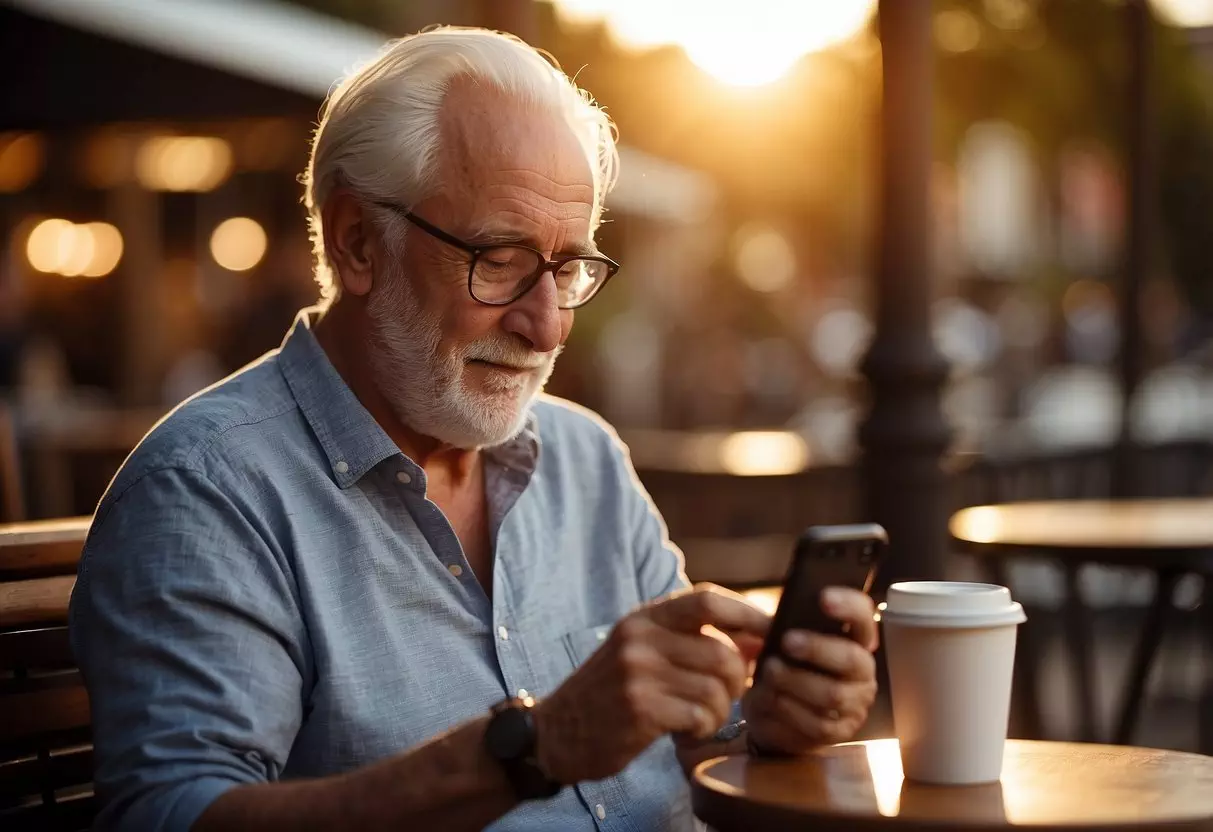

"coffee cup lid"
[881,581,1026,629]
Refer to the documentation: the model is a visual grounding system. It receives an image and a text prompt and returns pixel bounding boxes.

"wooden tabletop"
[950,499,1213,568]
[692,739,1213,831]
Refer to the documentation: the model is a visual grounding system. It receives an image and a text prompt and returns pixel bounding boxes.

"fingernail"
[783,630,810,652]
[822,588,845,609]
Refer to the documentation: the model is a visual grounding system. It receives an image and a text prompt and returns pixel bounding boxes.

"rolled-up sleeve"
[70,466,310,832]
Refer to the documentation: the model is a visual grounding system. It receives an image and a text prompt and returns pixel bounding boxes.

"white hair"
[302,25,619,302]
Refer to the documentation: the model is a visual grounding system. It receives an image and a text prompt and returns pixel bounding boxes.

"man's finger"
[821,587,879,650]
[759,656,874,719]
[767,689,852,746]
[781,629,876,682]
[658,666,735,733]
[647,691,722,739]
[647,628,749,700]
[650,585,771,637]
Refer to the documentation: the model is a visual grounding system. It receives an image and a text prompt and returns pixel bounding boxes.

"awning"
[4,0,385,99]
[0,0,715,219]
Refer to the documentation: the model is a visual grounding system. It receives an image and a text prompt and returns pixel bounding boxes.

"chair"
[0,517,93,830]
[0,626,94,831]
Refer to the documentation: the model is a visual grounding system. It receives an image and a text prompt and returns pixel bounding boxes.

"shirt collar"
[278,308,403,488]
[277,307,542,488]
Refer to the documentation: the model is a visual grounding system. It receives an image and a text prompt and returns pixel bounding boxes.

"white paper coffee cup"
[881,581,1026,785]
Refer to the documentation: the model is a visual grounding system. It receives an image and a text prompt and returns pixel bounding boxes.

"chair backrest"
[0,626,94,831]
[0,518,95,831]
[0,518,92,582]
[0,518,89,632]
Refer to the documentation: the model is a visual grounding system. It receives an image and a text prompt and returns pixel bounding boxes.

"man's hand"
[743,587,879,755]
[532,584,769,784]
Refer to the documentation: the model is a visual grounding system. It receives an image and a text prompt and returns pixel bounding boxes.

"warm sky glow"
[1152,0,1213,27]
[548,0,876,87]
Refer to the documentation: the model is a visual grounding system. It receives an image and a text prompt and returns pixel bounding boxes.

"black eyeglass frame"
[374,201,620,310]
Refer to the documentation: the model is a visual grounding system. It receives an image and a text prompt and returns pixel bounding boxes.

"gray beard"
[364,265,558,449]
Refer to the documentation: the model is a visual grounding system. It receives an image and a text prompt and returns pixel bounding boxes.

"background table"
[692,739,1213,831]
[950,499,1213,748]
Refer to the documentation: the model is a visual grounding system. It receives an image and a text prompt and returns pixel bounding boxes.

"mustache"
[464,341,562,370]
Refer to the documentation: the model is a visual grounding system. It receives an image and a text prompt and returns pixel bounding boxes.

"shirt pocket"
[561,623,613,668]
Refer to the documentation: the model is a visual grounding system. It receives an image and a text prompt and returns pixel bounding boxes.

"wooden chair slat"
[0,576,75,629]
[0,669,84,697]
[0,518,90,580]
[0,747,93,803]
[0,686,90,746]
[0,627,75,672]
[0,727,92,763]
[0,792,96,832]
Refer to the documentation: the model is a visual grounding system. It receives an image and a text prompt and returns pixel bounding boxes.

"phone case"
[754,523,887,681]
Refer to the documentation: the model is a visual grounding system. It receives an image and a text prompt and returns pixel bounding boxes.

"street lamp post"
[1114,0,1155,498]
[859,0,952,589]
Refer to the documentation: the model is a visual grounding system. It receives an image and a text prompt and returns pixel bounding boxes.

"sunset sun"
[548,0,876,87]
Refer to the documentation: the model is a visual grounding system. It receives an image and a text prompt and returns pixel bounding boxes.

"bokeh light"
[718,430,809,476]
[0,132,44,192]
[811,305,872,377]
[26,219,76,274]
[734,224,796,293]
[81,223,125,278]
[135,136,233,192]
[210,217,268,271]
[934,8,982,53]
[25,218,123,278]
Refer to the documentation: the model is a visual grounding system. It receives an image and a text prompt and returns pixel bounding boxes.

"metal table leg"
[1062,563,1100,742]
[1113,569,1180,746]
[990,558,1044,739]
[1199,573,1213,755]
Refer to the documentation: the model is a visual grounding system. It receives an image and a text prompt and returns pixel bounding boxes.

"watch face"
[486,704,531,760]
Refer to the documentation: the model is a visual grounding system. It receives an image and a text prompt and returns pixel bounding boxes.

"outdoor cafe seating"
[0,517,92,831]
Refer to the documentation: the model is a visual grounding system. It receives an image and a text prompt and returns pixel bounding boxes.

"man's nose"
[500,271,563,353]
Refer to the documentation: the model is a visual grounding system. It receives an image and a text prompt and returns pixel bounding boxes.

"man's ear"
[321,189,375,297]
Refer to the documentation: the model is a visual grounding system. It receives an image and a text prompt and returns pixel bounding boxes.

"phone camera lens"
[859,543,876,563]
[826,545,842,559]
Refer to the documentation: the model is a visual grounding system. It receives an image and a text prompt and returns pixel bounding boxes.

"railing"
[637,439,1213,591]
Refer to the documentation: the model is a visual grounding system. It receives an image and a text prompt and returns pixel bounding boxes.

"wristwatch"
[484,696,562,800]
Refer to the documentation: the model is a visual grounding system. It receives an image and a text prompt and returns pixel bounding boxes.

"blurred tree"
[934,0,1213,322]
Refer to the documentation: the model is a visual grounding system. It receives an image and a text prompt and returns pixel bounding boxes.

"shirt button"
[335,460,349,474]
[517,688,529,699]
[497,626,509,641]
[448,564,463,577]
[396,471,412,484]
[595,803,606,820]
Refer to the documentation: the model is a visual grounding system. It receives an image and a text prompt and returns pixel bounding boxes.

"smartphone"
[753,523,888,681]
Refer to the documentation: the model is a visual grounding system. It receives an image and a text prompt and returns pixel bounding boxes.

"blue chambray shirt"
[70,310,698,831]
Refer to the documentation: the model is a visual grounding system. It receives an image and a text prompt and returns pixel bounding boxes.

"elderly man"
[71,27,878,832]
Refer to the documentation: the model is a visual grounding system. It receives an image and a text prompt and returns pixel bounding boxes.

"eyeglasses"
[374,201,620,309]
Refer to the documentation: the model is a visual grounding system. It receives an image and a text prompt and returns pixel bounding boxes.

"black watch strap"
[484,697,562,800]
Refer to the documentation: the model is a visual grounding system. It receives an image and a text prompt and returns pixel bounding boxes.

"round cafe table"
[691,739,1213,831]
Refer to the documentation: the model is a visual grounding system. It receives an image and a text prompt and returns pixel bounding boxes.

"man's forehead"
[438,79,595,196]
